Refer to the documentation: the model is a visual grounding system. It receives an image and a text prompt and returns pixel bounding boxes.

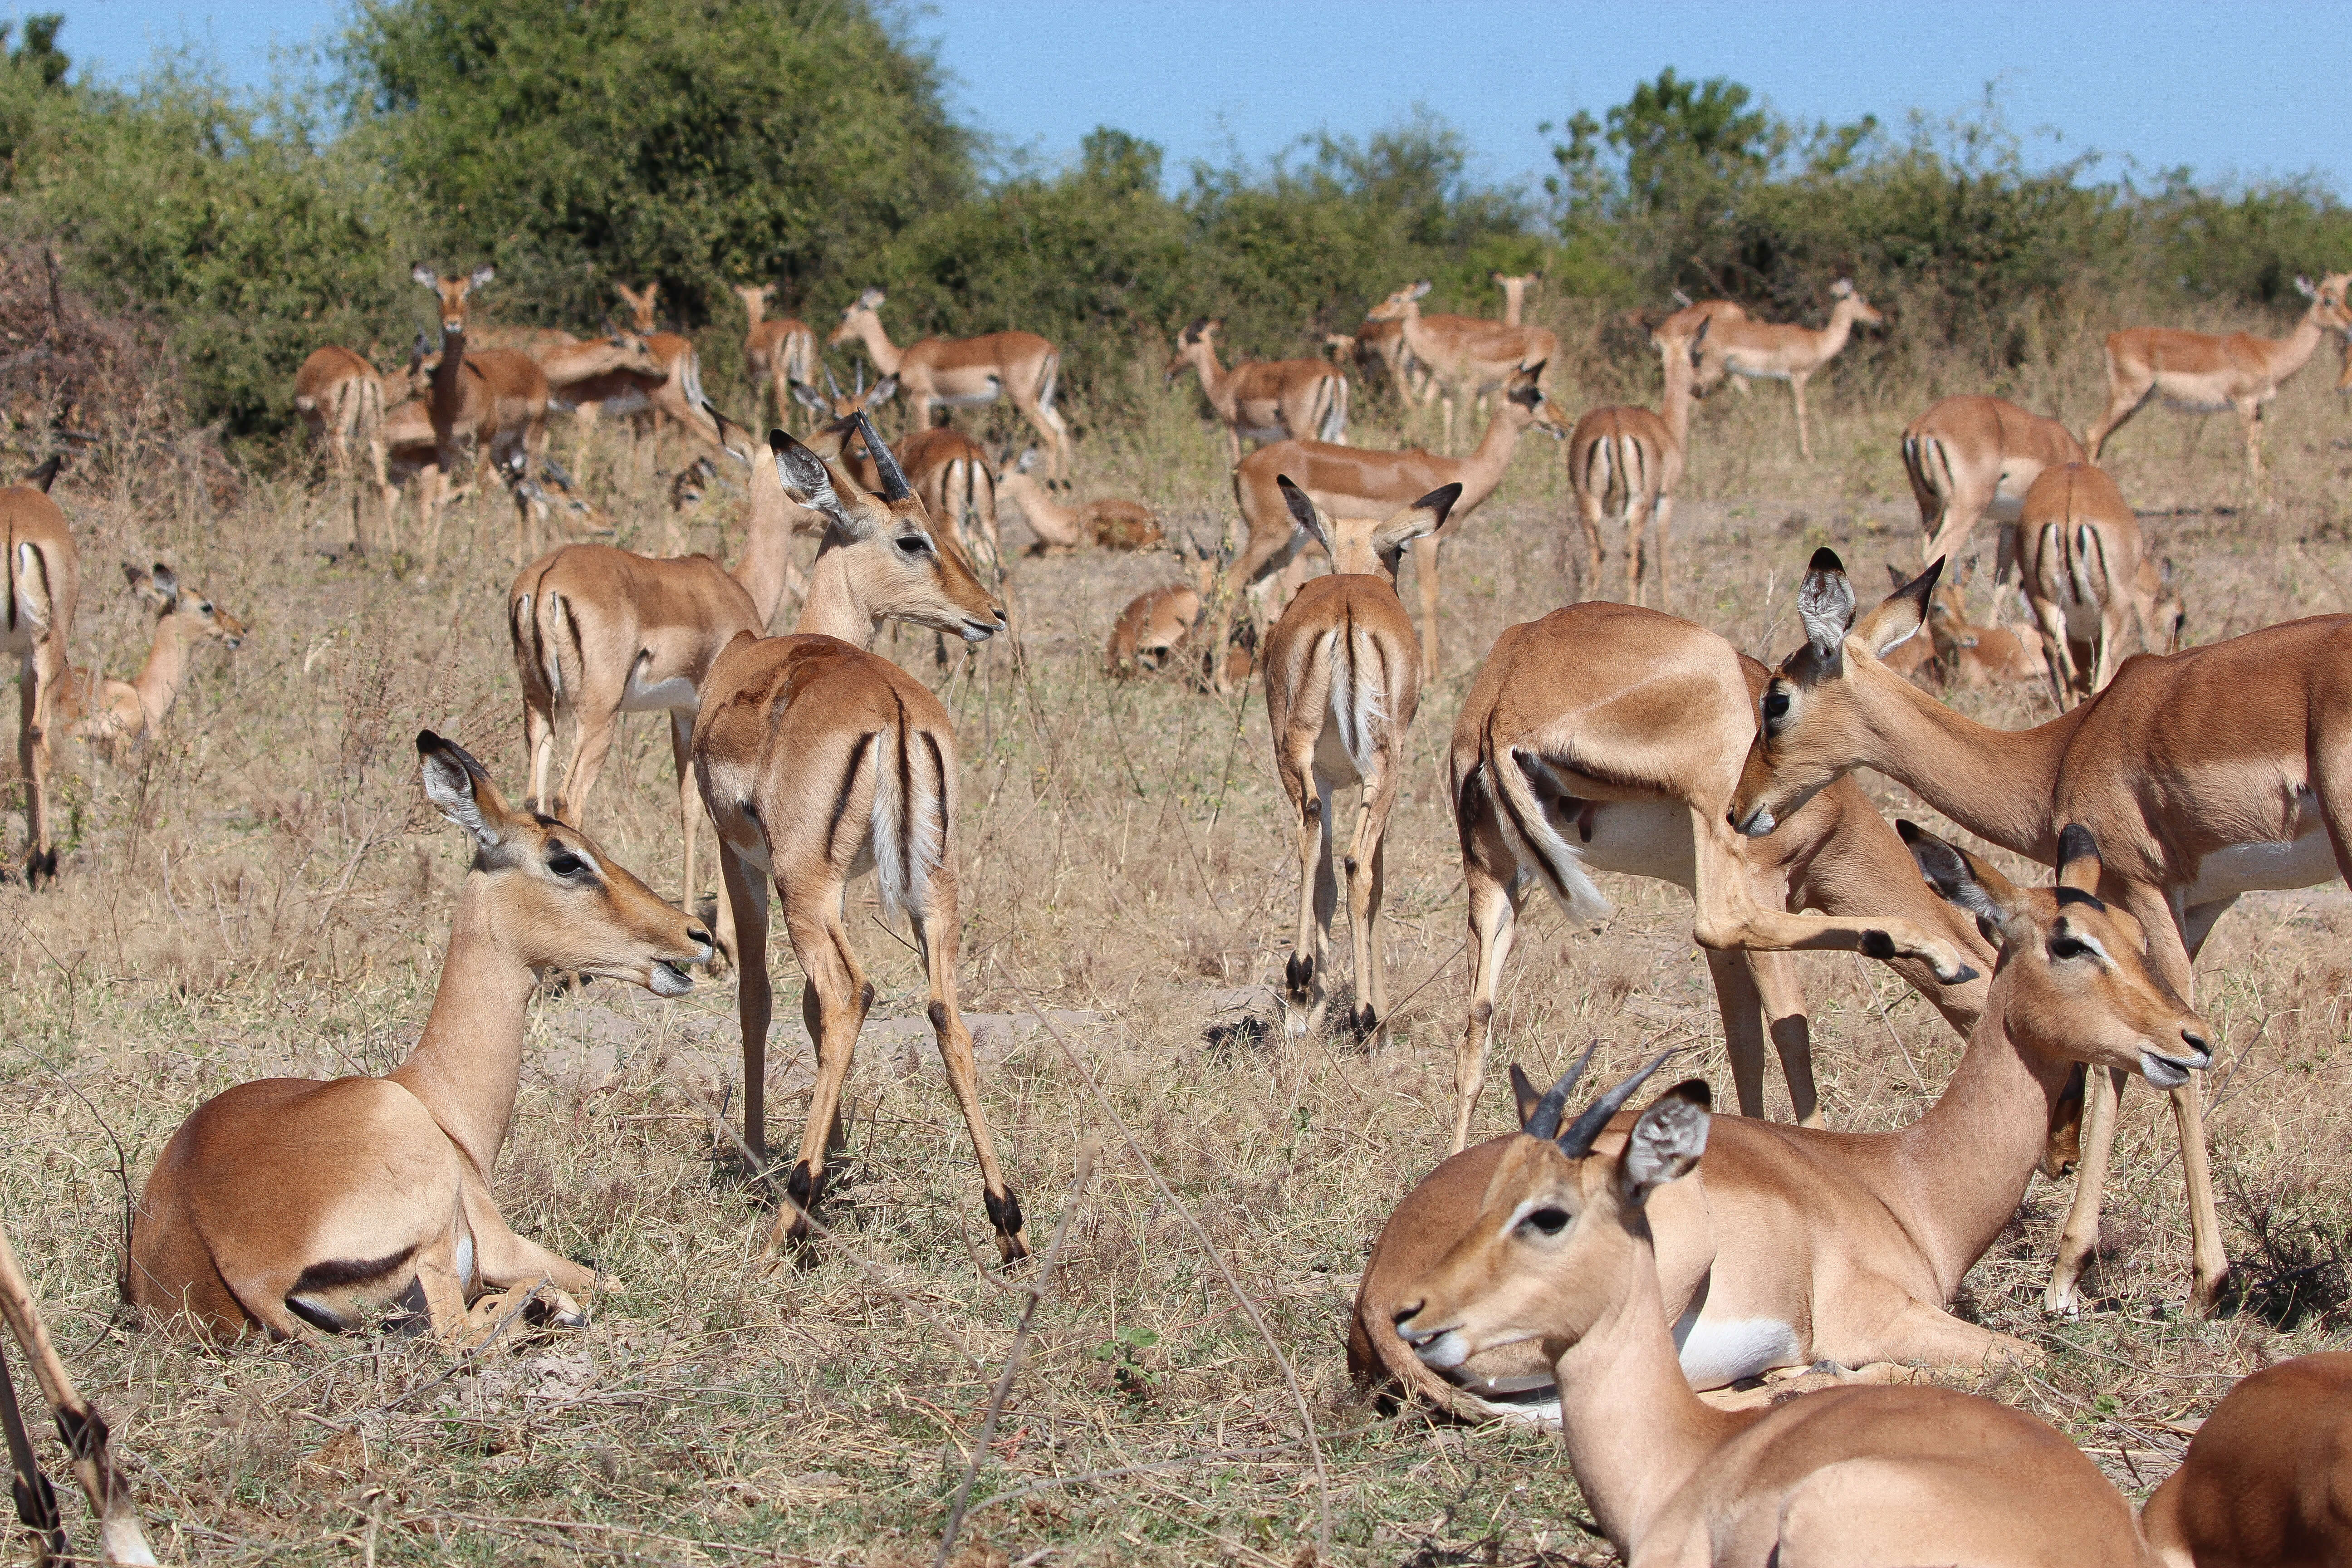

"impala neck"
[731,448,798,628]
[128,621,195,732]
[1008,473,1075,535]
[1838,669,2082,858]
[1186,341,1235,414]
[386,871,539,1182]
[430,323,467,418]
[1556,1207,1748,1552]
[792,538,882,645]
[2270,302,2330,379]
[1661,360,1696,450]
[847,313,904,376]
[1814,302,1863,361]
[1450,407,1532,510]
[741,294,765,329]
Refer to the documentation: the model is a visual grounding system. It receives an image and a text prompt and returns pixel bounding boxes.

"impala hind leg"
[769,876,871,1258]
[718,844,768,1149]
[1790,373,1814,461]
[1283,773,1337,1039]
[523,694,557,815]
[553,692,624,827]
[2084,378,2153,463]
[1650,494,1676,616]
[908,891,1029,1261]
[1704,949,1773,1119]
[1345,779,1401,1045]
[16,649,54,884]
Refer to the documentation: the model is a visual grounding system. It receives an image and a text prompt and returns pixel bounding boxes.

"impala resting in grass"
[692,416,1028,1262]
[1694,278,1884,460]
[1264,478,1458,1045]
[1164,318,1348,463]
[3,460,76,885]
[1902,393,2085,599]
[2013,463,2184,707]
[828,287,1072,484]
[1000,450,1159,555]
[2140,1352,2352,1568]
[1732,549,2352,1313]
[62,564,244,757]
[1360,823,2203,1433]
[1877,562,2050,689]
[126,732,711,1342]
[1389,1056,2156,1567]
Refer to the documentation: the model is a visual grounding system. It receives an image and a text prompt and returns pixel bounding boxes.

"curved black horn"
[822,360,843,400]
[1524,1042,1600,1141]
[1558,1046,1686,1157]
[855,412,912,500]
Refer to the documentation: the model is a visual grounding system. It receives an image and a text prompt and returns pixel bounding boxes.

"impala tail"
[1481,731,1612,923]
[1325,622,1390,784]
[1317,374,1351,443]
[510,581,581,706]
[865,711,946,928]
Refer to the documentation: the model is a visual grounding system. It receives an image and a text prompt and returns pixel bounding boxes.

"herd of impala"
[7,259,2352,1568]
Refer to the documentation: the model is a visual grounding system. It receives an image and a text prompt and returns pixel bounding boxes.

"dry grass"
[4,313,2352,1567]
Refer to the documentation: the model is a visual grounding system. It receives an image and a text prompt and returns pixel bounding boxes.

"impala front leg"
[1691,818,1976,986]
[1412,534,1443,675]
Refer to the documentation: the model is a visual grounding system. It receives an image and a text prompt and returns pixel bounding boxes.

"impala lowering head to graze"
[691,417,1025,1263]
[2013,463,2182,706]
[126,732,710,1343]
[0,462,78,886]
[1264,478,1457,1047]
[1366,281,1559,453]
[1567,317,1706,607]
[60,564,243,758]
[1735,549,2352,1314]
[567,280,725,456]
[1163,318,1350,465]
[828,286,1073,484]
[1387,1058,2154,1568]
[1693,277,1884,460]
[1903,393,2086,598]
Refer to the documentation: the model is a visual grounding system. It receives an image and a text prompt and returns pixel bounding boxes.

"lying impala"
[1105,539,1218,677]
[1695,277,1883,460]
[2140,1352,2352,1567]
[1389,1056,2154,1567]
[61,564,244,756]
[2085,272,2352,503]
[692,417,1027,1262]
[1164,318,1348,463]
[293,345,388,551]
[735,283,819,431]
[1731,550,2352,1313]
[1000,450,1159,554]
[2013,463,2183,706]
[828,287,1073,484]
[1265,479,1458,1044]
[407,265,553,571]
[1367,281,1558,452]
[1567,317,1706,607]
[1361,824,2205,1431]
[1220,361,1565,681]
[126,732,712,1340]
[3,457,76,885]
[1445,598,1986,1152]
[1903,393,2085,597]
[1878,563,2050,689]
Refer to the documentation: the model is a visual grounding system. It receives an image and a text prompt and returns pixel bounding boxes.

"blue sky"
[39,0,2347,194]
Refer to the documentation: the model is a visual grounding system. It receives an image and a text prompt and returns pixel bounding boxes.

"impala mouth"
[650,959,696,997]
[1736,804,1777,837]
[2141,1033,2211,1090]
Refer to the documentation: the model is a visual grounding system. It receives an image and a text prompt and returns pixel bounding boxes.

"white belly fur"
[1674,1310,1805,1387]
[619,671,699,714]
[1566,799,1697,890]
[2182,796,2339,905]
[1727,362,1792,383]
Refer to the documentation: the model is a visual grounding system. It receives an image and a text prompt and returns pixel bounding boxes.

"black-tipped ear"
[1276,475,1333,555]
[1508,1064,1542,1127]
[418,731,506,851]
[24,454,60,492]
[1899,819,2022,940]
[769,427,837,507]
[1412,482,1462,529]
[1808,547,1844,573]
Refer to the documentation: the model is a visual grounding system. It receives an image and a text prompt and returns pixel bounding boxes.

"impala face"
[828,286,887,349]
[412,264,495,336]
[135,564,245,651]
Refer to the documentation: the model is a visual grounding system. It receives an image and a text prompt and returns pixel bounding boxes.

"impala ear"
[868,374,899,407]
[770,427,855,529]
[2295,275,2318,299]
[1899,819,2027,944]
[145,563,180,605]
[418,731,513,853]
[1375,482,1459,552]
[468,264,495,289]
[411,263,436,288]
[1620,1082,1711,1207]
[1796,548,1858,666]
[1410,280,1432,299]
[859,286,886,309]
[1853,556,1940,660]
[1276,475,1333,556]
[791,381,831,412]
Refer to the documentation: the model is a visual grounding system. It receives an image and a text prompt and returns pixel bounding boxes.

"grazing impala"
[828,287,1072,484]
[692,417,1027,1262]
[735,283,819,431]
[3,459,76,885]
[2140,1353,2352,1568]
[1264,479,1458,1044]
[2012,464,2183,706]
[1695,278,1883,459]
[534,330,667,408]
[407,265,553,571]
[1367,281,1558,452]
[62,564,244,757]
[127,732,712,1341]
[1567,317,1706,607]
[293,345,388,551]
[1000,451,1159,554]
[1733,550,2352,1313]
[1903,393,2086,595]
[1386,1058,2154,1567]
[1163,318,1349,463]
[1445,599,1985,1152]
[2085,273,2352,502]
[1362,824,2204,1432]
[1221,361,1566,681]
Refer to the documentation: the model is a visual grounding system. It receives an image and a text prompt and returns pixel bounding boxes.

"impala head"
[792,361,897,419]
[1277,476,1458,582]
[127,562,244,650]
[1730,548,1937,836]
[1828,277,1886,327]
[1366,280,1435,321]
[1502,360,1569,440]
[828,287,887,347]
[2291,273,2352,335]
[1162,317,1215,379]
[735,282,774,316]
[769,422,1006,643]
[418,731,711,993]
[1901,820,2211,1088]
[2148,556,2186,652]
[616,281,659,334]
[412,264,494,335]
[1393,1049,1706,1372]
[1652,317,1711,396]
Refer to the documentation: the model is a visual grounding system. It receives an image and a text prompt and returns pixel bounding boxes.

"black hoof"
[1858,929,1896,961]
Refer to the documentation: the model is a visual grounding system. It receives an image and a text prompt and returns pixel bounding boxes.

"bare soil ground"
[4,324,2351,1566]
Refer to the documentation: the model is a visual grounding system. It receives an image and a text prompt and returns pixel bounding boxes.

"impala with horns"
[61,564,244,758]
[828,286,1072,484]
[604,281,726,452]
[1219,361,1565,683]
[1567,317,1706,607]
[406,265,555,571]
[1442,599,1986,1154]
[2084,272,2352,503]
[735,283,819,431]
[1903,393,2086,598]
[292,345,388,552]
[1733,549,2352,1313]
[1389,1054,2154,1567]
[1693,277,1883,460]
[1367,281,1558,452]
[507,405,804,933]
[1164,318,1349,463]
[2013,463,2184,707]
[2,457,76,885]
[796,368,1005,568]
[1264,479,1458,1045]
[2139,1352,2352,1568]
[126,732,712,1341]
[691,416,1027,1262]
[1000,449,1159,554]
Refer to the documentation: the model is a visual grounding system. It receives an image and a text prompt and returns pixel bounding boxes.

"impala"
[126,732,712,1341]
[535,330,667,407]
[1492,270,1541,327]
[61,564,244,756]
[1221,361,1565,681]
[1105,541,1215,677]
[1366,281,1558,452]
[1731,550,2352,1312]
[292,344,388,551]
[1695,278,1883,460]
[2013,464,2184,706]
[1903,393,2086,595]
[1000,451,1159,555]
[796,371,1004,568]
[735,283,819,431]
[1567,317,1706,607]
[691,417,1027,1261]
[1340,317,1431,408]
[1654,291,1748,343]
[1877,563,2050,689]
[608,281,726,453]
[1163,318,1349,463]
[1389,1055,2156,1566]
[1443,599,1985,1153]
[2,458,75,885]
[2084,273,2352,501]
[407,265,553,571]
[1364,824,2202,1436]
[508,406,803,931]
[1264,478,1458,1044]
[2139,1352,2352,1568]
[827,287,1072,484]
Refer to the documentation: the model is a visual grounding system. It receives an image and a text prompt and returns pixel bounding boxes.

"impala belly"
[2181,791,2337,904]
[1726,360,1793,383]
[619,666,699,713]
[1673,1300,1805,1387]
[1550,798,1696,889]
[1239,423,1289,442]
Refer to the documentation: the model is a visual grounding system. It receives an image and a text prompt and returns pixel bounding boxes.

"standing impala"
[2084,272,2352,503]
[828,287,1072,484]
[127,732,712,1341]
[1492,270,1541,326]
[796,370,1004,568]
[692,417,1027,1262]
[734,283,818,432]
[1903,393,2085,598]
[608,282,726,453]
[2012,463,2182,706]
[1733,549,2352,1313]
[1361,825,2205,1431]
[1567,318,1706,607]
[62,564,244,757]
[293,345,388,553]
[407,265,553,571]
[1163,318,1348,463]
[1366,281,1558,452]
[1220,361,1565,681]
[1694,278,1883,460]
[3,458,76,885]
[1388,1058,2155,1567]
[1264,478,1458,1045]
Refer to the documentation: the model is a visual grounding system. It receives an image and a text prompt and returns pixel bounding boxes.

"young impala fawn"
[125,734,712,1341]
[62,564,245,758]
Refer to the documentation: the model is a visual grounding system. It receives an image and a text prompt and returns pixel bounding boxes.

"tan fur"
[1492,271,1541,328]
[59,564,244,758]
[827,287,1072,483]
[2140,1352,2352,1568]
[0,483,76,884]
[292,345,389,551]
[1000,461,1159,555]
[1568,319,1705,607]
[799,378,1005,568]
[1163,318,1348,464]
[1366,281,1559,453]
[407,265,554,572]
[2013,464,2183,706]
[590,282,726,455]
[1904,393,2085,589]
[1692,278,1884,460]
[735,283,819,432]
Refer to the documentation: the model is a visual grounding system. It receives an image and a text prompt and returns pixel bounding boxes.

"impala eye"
[547,851,585,877]
[2048,936,2092,961]
[1520,1207,1570,1237]
[897,535,929,557]
[1764,691,1791,720]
